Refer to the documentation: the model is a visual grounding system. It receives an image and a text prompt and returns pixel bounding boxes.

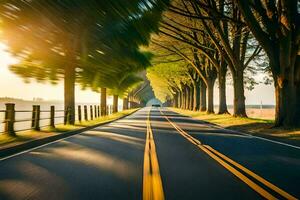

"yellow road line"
[204,145,297,200]
[143,108,165,200]
[160,109,298,200]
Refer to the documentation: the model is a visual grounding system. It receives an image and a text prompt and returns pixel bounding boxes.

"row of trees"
[0,0,168,124]
[147,0,299,128]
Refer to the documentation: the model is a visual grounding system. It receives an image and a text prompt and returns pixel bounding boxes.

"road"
[0,107,299,200]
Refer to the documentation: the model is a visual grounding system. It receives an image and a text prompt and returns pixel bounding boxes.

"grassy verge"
[169,108,300,140]
[0,108,138,148]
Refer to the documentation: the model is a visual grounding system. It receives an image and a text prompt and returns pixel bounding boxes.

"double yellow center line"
[143,108,165,200]
[159,109,297,200]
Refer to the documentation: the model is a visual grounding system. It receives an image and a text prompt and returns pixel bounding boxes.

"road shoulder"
[0,109,139,159]
[168,107,300,148]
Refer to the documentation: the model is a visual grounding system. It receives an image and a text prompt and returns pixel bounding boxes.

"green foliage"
[109,73,144,97]
[0,0,169,94]
[147,62,192,102]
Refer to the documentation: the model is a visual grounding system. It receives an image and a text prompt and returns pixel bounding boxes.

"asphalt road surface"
[0,107,299,200]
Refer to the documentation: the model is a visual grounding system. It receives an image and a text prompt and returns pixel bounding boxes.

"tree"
[149,31,218,113]
[154,0,225,113]
[236,0,300,127]
[163,0,263,116]
[109,73,143,113]
[128,80,156,108]
[147,61,193,108]
[0,0,169,123]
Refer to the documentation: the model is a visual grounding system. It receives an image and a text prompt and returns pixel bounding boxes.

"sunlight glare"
[0,42,18,73]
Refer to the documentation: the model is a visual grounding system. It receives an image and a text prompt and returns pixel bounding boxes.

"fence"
[0,103,114,136]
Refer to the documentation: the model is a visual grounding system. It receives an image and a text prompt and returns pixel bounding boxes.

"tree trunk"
[100,87,107,116]
[64,64,75,125]
[174,92,179,108]
[199,79,207,111]
[218,64,229,114]
[274,58,300,127]
[123,98,128,110]
[275,83,300,127]
[129,101,134,109]
[178,91,181,108]
[185,86,190,110]
[189,86,193,110]
[195,80,200,111]
[181,89,185,109]
[206,80,215,114]
[113,95,118,113]
[193,82,198,111]
[232,71,247,117]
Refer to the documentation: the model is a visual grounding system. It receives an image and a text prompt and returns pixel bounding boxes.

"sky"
[0,43,102,104]
[0,43,275,105]
[218,82,275,106]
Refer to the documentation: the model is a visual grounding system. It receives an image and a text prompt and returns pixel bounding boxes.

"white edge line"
[0,134,77,162]
[164,108,300,150]
[0,108,142,162]
[215,127,300,150]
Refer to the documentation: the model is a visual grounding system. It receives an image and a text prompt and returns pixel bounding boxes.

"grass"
[0,130,57,147]
[169,108,300,140]
[0,108,138,148]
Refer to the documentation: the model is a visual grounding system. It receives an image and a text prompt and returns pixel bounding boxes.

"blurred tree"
[0,0,169,123]
[109,73,143,113]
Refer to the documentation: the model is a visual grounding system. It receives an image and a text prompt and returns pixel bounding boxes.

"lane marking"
[171,109,300,150]
[204,145,297,200]
[0,134,76,161]
[160,109,298,200]
[248,136,300,150]
[143,108,165,200]
[209,123,300,150]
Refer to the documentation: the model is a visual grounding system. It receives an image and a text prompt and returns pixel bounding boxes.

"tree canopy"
[0,0,169,123]
[145,0,299,128]
[0,0,299,128]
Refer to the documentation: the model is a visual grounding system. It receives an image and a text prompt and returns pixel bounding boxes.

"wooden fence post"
[34,105,40,130]
[31,105,36,128]
[94,105,97,118]
[50,106,55,128]
[84,105,88,121]
[4,103,15,136]
[90,105,93,120]
[78,105,82,122]
[97,106,100,117]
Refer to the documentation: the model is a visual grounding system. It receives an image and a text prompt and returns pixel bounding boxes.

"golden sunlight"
[0,42,18,70]
[0,42,103,103]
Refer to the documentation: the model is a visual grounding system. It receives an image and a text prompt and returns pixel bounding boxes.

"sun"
[0,42,18,73]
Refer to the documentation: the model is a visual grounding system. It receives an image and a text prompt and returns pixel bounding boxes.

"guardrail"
[0,103,113,136]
